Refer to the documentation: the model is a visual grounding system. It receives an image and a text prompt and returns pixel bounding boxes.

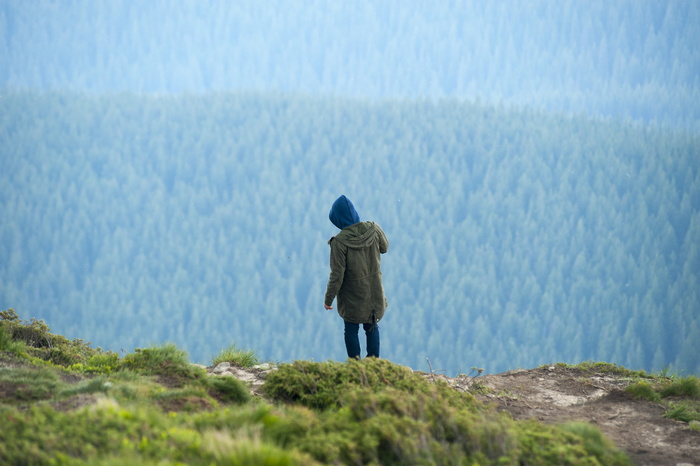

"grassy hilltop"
[1,309,698,465]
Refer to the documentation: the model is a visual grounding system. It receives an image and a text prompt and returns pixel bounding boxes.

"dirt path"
[430,366,699,466]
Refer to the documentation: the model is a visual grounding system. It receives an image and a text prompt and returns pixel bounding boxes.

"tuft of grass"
[655,364,681,379]
[625,381,661,402]
[659,376,700,399]
[211,344,259,368]
[664,402,700,423]
[0,366,65,403]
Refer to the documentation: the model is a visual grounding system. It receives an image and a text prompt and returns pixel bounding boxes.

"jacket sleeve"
[324,238,347,306]
[377,224,389,254]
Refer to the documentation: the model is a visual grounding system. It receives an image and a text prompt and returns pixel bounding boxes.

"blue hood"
[329,195,360,230]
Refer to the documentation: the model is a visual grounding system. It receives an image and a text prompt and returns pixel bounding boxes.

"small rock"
[548,366,556,372]
[212,362,231,374]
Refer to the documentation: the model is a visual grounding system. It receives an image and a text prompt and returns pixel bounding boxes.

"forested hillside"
[1,0,699,131]
[1,92,698,375]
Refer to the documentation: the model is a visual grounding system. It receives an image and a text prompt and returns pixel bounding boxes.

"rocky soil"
[210,362,700,466]
[423,365,698,466]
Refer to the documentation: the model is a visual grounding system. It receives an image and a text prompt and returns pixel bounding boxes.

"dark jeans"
[344,320,380,359]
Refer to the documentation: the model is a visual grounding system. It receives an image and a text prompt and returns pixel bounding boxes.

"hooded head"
[329,195,360,230]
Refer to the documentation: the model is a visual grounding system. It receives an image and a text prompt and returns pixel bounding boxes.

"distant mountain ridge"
[1,0,699,130]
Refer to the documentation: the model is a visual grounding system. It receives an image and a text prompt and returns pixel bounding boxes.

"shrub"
[515,420,631,465]
[262,358,471,411]
[0,326,25,356]
[560,422,631,465]
[295,386,513,465]
[151,387,215,412]
[1,309,102,367]
[122,344,203,384]
[204,375,251,404]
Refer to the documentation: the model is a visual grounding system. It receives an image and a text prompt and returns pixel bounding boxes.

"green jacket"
[324,221,389,324]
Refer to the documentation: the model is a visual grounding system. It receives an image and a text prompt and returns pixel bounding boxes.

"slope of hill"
[1,313,698,465]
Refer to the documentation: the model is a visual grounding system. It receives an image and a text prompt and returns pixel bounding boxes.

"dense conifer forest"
[2,92,698,375]
[1,1,699,375]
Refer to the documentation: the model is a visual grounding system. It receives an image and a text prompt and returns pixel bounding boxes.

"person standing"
[324,195,389,359]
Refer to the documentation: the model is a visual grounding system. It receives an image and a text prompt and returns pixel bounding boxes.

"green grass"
[625,381,661,402]
[0,310,639,465]
[0,366,65,404]
[558,361,650,379]
[659,376,700,398]
[624,373,700,424]
[664,402,700,423]
[211,343,260,368]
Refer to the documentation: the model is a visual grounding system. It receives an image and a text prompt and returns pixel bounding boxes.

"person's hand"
[324,304,333,310]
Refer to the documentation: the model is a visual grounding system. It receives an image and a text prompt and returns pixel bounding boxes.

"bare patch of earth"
[427,365,699,466]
